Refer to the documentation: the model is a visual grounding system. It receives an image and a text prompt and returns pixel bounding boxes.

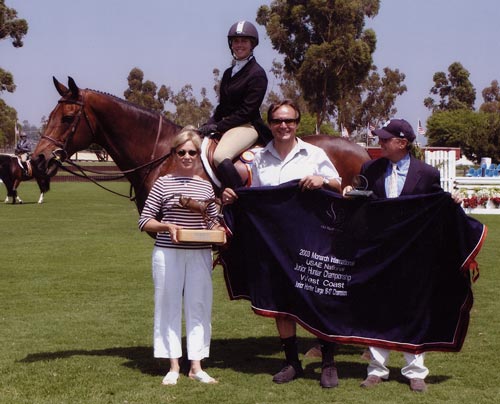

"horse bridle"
[41,92,96,163]
[39,90,171,202]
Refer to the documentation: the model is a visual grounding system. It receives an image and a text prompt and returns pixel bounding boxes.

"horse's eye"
[62,115,75,123]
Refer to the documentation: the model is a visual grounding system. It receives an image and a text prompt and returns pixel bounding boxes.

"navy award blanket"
[220,181,486,354]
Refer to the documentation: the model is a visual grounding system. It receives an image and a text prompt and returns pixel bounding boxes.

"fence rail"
[424,150,456,192]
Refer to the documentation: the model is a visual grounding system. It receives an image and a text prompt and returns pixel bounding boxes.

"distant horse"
[32,77,370,213]
[0,154,50,204]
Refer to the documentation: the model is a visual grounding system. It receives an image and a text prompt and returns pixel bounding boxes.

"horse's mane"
[85,88,165,119]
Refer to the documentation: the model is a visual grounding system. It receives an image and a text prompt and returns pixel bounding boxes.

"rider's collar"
[231,55,253,76]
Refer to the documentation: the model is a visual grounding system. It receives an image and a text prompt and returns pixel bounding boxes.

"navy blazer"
[209,57,272,144]
[360,155,443,198]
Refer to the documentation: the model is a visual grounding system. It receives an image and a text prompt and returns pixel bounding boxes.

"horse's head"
[32,77,96,177]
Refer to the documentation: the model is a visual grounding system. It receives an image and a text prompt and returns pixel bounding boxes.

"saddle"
[16,156,32,178]
[200,137,261,189]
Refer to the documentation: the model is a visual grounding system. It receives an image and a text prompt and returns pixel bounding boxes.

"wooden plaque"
[177,229,226,245]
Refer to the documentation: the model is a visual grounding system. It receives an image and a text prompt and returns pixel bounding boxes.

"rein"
[55,161,132,199]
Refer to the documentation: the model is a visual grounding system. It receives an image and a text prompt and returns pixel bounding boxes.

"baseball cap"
[372,119,416,142]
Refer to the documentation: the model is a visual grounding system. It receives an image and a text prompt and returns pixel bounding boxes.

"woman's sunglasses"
[176,149,198,157]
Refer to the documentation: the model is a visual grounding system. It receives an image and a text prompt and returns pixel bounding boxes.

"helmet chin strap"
[232,52,254,61]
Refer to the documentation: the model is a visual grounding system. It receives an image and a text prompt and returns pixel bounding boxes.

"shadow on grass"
[17,338,450,385]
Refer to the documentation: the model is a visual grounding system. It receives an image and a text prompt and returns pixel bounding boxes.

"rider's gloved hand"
[198,123,218,137]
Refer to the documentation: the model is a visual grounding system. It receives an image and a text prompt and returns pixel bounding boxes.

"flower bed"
[460,188,500,212]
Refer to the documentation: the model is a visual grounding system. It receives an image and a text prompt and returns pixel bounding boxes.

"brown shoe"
[320,362,338,388]
[360,375,382,388]
[410,378,427,392]
[272,363,303,384]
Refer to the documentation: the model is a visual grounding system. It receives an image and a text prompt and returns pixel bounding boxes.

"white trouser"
[152,246,213,361]
[367,346,429,380]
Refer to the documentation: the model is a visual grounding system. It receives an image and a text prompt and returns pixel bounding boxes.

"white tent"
[455,156,475,166]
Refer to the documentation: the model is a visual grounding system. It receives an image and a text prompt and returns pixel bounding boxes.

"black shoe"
[272,363,303,384]
[320,362,338,388]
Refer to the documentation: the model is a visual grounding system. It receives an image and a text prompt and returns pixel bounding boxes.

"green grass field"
[1,182,499,404]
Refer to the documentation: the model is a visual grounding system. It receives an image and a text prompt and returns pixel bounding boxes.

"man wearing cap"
[354,118,442,393]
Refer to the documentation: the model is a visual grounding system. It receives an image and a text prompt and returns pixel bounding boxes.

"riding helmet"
[227,21,259,49]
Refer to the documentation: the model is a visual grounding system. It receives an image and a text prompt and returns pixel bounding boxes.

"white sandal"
[162,371,179,385]
[189,370,217,384]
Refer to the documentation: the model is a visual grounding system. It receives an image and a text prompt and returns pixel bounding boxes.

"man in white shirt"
[222,100,342,388]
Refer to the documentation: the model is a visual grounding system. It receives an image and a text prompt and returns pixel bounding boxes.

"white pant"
[367,346,429,380]
[152,247,213,361]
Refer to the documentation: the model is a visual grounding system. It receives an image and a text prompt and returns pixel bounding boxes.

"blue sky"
[2,0,498,144]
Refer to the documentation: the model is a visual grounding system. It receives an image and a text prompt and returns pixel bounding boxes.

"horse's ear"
[53,76,68,96]
[67,77,79,99]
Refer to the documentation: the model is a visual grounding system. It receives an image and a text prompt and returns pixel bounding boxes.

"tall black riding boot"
[216,158,243,189]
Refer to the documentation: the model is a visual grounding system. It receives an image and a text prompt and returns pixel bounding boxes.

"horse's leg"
[12,179,22,204]
[35,177,48,204]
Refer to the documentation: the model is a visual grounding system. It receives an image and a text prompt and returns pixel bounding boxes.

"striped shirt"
[138,175,219,249]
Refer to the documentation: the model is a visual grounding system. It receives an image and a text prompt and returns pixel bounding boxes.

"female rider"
[199,20,272,189]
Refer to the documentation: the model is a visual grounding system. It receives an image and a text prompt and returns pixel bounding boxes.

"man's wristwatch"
[323,177,329,186]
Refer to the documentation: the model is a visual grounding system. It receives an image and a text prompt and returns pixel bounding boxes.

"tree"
[264,61,335,135]
[480,80,500,113]
[123,67,171,112]
[124,67,214,127]
[423,62,476,112]
[425,110,500,163]
[337,65,407,135]
[257,0,379,132]
[166,85,213,127]
[0,0,28,145]
[0,0,28,47]
[0,97,16,147]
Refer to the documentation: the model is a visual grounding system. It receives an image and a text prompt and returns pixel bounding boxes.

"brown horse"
[0,154,50,204]
[32,77,370,213]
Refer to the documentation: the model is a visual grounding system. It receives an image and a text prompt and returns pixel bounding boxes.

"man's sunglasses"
[269,118,299,126]
[176,149,198,157]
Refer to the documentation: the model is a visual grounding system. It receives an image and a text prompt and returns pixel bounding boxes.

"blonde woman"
[139,127,222,385]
